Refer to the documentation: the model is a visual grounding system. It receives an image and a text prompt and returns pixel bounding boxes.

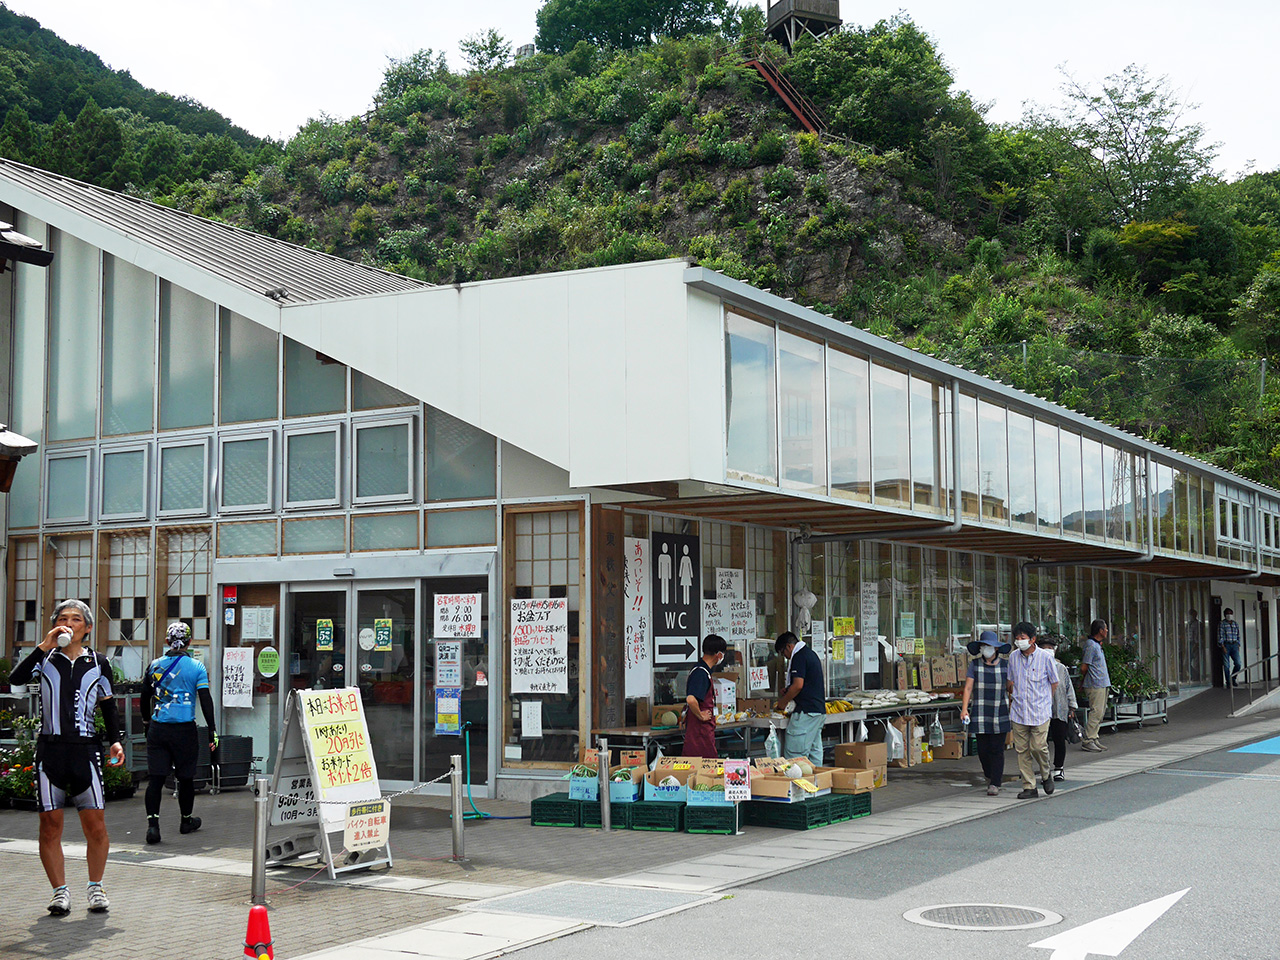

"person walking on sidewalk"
[140,622,218,844]
[1219,608,1243,687]
[1081,620,1111,752]
[774,631,826,766]
[1007,621,1058,799]
[1037,637,1078,782]
[683,634,727,759]
[8,599,124,915]
[960,629,1011,796]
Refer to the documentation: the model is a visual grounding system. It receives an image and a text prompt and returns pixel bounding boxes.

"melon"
[659,775,681,787]
[657,711,679,727]
[784,763,803,779]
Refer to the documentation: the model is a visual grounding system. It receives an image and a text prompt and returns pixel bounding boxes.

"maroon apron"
[683,664,718,758]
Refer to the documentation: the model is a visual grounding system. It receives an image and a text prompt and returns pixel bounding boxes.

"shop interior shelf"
[580,799,631,829]
[531,792,581,828]
[744,796,831,830]
[628,800,685,832]
[685,804,739,835]
[828,792,871,823]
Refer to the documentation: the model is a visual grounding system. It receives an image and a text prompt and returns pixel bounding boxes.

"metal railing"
[1227,651,1280,716]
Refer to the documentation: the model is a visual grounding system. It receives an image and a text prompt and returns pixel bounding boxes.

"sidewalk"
[1,688,1274,960]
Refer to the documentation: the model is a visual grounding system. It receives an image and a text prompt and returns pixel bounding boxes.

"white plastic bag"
[856,720,869,743]
[765,722,781,759]
[884,719,905,762]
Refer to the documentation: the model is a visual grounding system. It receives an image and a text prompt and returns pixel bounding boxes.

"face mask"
[1042,648,1056,660]
[56,628,74,648]
[1015,637,1032,652]
[981,645,996,659]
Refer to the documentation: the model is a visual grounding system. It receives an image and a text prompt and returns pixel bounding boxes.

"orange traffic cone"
[243,904,274,960]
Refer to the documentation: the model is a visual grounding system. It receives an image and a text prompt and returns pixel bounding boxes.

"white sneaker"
[86,883,109,913]
[47,887,71,916]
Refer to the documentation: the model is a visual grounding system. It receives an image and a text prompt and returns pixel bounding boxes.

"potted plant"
[3,717,38,810]
[0,656,10,688]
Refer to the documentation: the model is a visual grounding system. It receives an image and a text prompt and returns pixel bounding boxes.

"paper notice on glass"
[435,640,462,688]
[749,665,770,691]
[811,622,827,658]
[703,598,756,643]
[715,568,745,599]
[863,638,880,673]
[520,700,543,739]
[435,593,480,639]
[222,647,253,708]
[240,607,259,640]
[860,584,879,643]
[833,616,857,637]
[510,598,568,694]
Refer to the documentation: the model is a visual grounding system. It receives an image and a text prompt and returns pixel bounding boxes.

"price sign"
[749,665,770,691]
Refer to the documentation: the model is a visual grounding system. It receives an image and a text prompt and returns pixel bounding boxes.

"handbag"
[1066,716,1083,744]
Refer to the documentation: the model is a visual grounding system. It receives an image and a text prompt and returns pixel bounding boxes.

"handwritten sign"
[723,759,750,802]
[299,689,378,796]
[223,647,253,708]
[623,537,652,698]
[895,638,916,654]
[510,598,569,694]
[861,584,879,643]
[434,593,480,639]
[749,665,770,691]
[716,568,744,599]
[702,598,756,642]
[344,799,390,852]
[520,700,543,738]
[833,616,857,636]
[832,638,846,662]
[316,618,334,652]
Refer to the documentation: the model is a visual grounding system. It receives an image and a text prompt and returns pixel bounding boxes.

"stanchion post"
[251,776,269,905]
[450,755,466,862]
[598,736,611,832]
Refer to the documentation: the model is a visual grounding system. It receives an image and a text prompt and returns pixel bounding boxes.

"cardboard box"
[686,772,734,807]
[651,705,685,728]
[868,763,888,788]
[749,774,831,803]
[834,742,888,769]
[643,757,694,802]
[738,698,771,714]
[889,717,922,768]
[933,742,963,760]
[606,750,648,803]
[831,768,876,794]
[568,747,604,800]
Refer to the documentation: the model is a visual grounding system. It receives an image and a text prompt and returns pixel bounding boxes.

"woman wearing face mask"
[1036,637,1077,782]
[960,629,1011,796]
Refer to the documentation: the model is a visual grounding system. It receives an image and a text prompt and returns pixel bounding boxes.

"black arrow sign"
[658,639,695,659]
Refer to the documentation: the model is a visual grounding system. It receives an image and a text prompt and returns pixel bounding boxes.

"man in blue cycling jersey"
[140,622,218,844]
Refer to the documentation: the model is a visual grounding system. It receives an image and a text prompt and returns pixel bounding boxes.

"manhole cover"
[904,903,1062,931]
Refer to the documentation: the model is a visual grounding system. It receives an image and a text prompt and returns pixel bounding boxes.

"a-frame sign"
[265,688,392,878]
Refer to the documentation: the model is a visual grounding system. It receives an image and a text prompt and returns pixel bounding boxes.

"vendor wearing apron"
[683,635,728,759]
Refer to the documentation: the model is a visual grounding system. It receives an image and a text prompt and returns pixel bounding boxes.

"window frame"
[282,424,343,510]
[98,442,151,522]
[218,430,276,515]
[352,414,416,507]
[44,448,94,525]
[156,436,211,519]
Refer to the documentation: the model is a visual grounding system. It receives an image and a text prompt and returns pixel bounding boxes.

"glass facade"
[725,312,777,483]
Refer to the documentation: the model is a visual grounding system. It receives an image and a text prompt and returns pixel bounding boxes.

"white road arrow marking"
[1029,888,1190,960]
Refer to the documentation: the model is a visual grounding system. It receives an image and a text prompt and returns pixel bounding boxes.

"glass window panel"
[159,282,215,429]
[778,331,826,494]
[355,422,412,500]
[217,521,278,557]
[10,219,47,528]
[1173,469,1190,553]
[977,401,1008,522]
[724,312,777,483]
[284,338,346,417]
[160,443,207,513]
[1034,420,1059,533]
[101,448,146,517]
[102,255,155,436]
[909,376,941,511]
[1061,431,1084,535]
[221,437,271,508]
[46,455,89,521]
[427,508,496,547]
[48,231,100,441]
[220,310,278,423]
[872,363,910,507]
[286,430,339,504]
[1156,463,1175,550]
[283,517,346,554]
[1187,474,1203,554]
[426,407,496,501]
[1007,411,1035,526]
[353,370,414,410]
[1124,452,1139,544]
[828,350,870,502]
[958,393,979,518]
[1083,437,1105,538]
[1201,478,1215,552]
[352,512,420,551]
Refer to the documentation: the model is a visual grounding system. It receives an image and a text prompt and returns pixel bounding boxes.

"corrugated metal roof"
[0,158,428,303]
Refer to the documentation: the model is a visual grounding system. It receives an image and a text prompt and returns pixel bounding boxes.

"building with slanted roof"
[2,157,1277,799]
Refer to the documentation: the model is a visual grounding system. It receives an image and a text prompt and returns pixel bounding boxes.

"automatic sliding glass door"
[354,584,417,783]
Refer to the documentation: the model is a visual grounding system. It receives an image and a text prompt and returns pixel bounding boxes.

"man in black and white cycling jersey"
[9,599,124,915]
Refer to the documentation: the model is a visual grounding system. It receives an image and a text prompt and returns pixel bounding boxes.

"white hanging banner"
[623,537,652,698]
[510,598,569,694]
[222,647,253,708]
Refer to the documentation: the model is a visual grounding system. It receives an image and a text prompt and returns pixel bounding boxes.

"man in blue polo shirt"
[140,622,218,844]
[775,631,826,766]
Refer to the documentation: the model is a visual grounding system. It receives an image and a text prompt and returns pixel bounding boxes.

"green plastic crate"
[628,800,686,832]
[581,799,631,829]
[744,795,831,830]
[828,792,872,823]
[685,804,739,835]
[530,792,580,828]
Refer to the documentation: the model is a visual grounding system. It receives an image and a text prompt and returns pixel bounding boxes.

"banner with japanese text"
[510,598,569,694]
[623,537,652,698]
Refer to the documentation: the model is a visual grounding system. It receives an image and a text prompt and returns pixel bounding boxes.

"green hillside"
[4,7,1280,483]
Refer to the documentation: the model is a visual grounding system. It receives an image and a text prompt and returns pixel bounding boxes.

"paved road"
[515,739,1280,960]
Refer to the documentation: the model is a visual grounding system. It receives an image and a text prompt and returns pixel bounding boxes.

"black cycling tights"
[145,776,195,818]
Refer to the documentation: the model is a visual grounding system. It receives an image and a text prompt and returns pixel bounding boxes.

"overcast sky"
[9,1,1277,177]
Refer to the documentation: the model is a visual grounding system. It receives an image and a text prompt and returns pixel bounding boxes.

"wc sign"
[652,532,700,665]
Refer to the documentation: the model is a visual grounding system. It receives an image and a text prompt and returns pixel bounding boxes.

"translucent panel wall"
[353,371,414,410]
[9,215,47,528]
[1035,420,1060,534]
[159,282,216,430]
[909,377,942,512]
[426,407,496,501]
[1082,437,1105,538]
[871,364,909,507]
[1060,430,1084,535]
[220,310,278,423]
[724,313,777,483]
[828,351,870,502]
[222,437,271,508]
[778,331,826,494]
[286,430,338,504]
[46,455,89,521]
[284,338,345,417]
[48,231,100,441]
[160,444,206,512]
[1007,411,1035,527]
[957,394,979,518]
[977,401,1007,522]
[101,448,147,517]
[356,422,411,499]
[102,256,156,436]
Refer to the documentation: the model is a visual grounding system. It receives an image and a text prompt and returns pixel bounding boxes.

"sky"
[9,1,1278,178]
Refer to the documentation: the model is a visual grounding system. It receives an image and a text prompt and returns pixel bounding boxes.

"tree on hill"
[534,0,738,53]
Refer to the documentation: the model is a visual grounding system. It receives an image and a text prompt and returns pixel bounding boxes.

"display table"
[591,721,752,759]
[745,698,963,757]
